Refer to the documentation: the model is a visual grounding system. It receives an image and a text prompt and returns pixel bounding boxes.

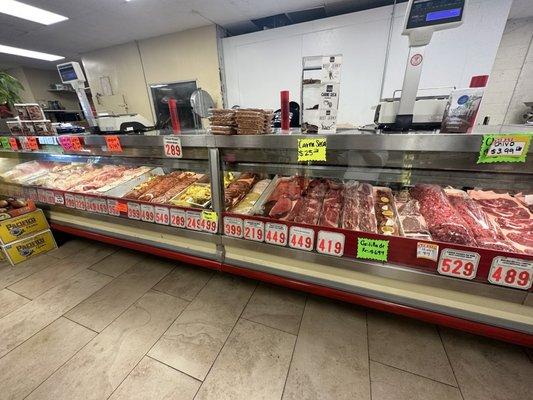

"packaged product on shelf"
[33,120,56,135]
[25,104,46,121]
[169,183,211,208]
[210,126,236,136]
[14,104,30,120]
[231,179,271,214]
[6,120,23,136]
[373,187,402,236]
[263,176,308,220]
[235,109,273,135]
[341,181,377,233]
[21,121,35,135]
[224,172,259,208]
[446,189,516,252]
[394,190,431,240]
[0,198,36,221]
[318,182,344,228]
[468,189,533,254]
[209,109,236,126]
[410,184,476,246]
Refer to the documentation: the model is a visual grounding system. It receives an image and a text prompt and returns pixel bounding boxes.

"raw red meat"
[476,198,530,219]
[411,184,476,246]
[319,186,343,228]
[507,232,533,247]
[269,196,293,219]
[341,182,377,233]
[495,217,533,232]
[288,179,329,224]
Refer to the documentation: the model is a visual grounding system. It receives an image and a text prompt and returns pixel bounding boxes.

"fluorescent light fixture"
[0,0,68,25]
[0,44,64,61]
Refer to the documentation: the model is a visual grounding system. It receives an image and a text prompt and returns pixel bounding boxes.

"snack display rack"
[0,131,531,346]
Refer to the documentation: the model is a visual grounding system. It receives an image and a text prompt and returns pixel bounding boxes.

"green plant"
[0,71,24,109]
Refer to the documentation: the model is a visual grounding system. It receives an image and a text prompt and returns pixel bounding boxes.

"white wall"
[222,0,512,127]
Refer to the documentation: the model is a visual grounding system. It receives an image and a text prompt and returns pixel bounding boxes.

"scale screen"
[407,0,465,29]
[58,64,78,82]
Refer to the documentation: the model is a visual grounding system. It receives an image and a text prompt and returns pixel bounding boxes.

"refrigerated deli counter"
[0,131,531,346]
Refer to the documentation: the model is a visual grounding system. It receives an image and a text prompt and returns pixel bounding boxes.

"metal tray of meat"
[95,166,154,194]
[103,167,163,198]
[168,176,212,209]
[250,175,280,216]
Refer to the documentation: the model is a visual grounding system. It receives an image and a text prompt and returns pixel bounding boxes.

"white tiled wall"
[477,17,533,125]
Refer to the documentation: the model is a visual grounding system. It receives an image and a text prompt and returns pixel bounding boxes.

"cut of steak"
[269,196,293,219]
[495,217,533,232]
[319,186,343,228]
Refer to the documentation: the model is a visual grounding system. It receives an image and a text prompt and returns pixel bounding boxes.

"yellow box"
[3,230,57,265]
[0,210,50,245]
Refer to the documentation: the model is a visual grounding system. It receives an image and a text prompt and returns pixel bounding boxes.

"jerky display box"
[2,229,57,265]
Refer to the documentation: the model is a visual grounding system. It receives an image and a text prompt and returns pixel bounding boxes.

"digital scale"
[375,0,467,131]
[56,62,153,134]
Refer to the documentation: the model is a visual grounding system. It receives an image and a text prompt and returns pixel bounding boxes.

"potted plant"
[0,71,24,118]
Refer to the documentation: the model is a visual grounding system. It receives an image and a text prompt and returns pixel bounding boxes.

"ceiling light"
[0,44,64,61]
[0,1,68,25]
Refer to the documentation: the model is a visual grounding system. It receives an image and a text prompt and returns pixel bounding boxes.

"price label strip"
[141,204,155,222]
[186,210,202,231]
[244,220,264,242]
[107,199,120,216]
[357,238,389,262]
[478,134,531,163]
[316,231,345,257]
[105,135,123,153]
[155,206,170,225]
[488,256,533,290]
[163,136,183,158]
[127,202,141,220]
[74,194,86,210]
[65,193,76,208]
[170,208,186,228]
[265,222,288,246]
[297,138,327,162]
[224,217,244,238]
[289,226,314,251]
[201,210,218,233]
[437,248,479,280]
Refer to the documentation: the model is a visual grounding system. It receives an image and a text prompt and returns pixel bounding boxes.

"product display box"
[2,229,57,265]
[0,209,50,245]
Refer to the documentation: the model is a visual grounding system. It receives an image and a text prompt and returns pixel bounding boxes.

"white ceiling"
[0,0,349,70]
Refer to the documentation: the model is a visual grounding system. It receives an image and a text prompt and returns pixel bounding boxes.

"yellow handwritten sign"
[201,210,218,222]
[297,138,327,162]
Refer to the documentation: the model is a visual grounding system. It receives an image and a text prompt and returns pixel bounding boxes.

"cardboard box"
[2,229,57,265]
[0,199,37,221]
[0,209,50,244]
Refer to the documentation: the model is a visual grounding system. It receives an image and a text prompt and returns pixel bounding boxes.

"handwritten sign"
[58,136,82,152]
[105,135,123,152]
[357,237,389,262]
[0,137,10,150]
[201,210,218,222]
[8,137,18,151]
[478,134,531,163]
[297,138,326,162]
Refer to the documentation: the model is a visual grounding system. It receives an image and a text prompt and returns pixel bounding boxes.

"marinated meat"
[138,171,184,201]
[123,175,164,200]
[224,173,258,208]
[411,184,476,246]
[151,172,201,204]
[374,187,400,236]
[231,179,271,214]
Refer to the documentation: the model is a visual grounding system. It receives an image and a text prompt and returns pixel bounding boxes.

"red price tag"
[74,194,85,210]
[127,202,141,220]
[264,222,288,246]
[8,137,18,151]
[244,220,264,242]
[170,208,186,228]
[186,211,202,231]
[488,257,533,290]
[289,226,314,251]
[316,231,345,257]
[141,204,155,222]
[224,217,244,238]
[202,218,218,233]
[163,136,183,158]
[58,136,74,151]
[107,199,120,216]
[437,249,479,280]
[155,206,170,225]
[105,135,122,152]
[65,193,76,208]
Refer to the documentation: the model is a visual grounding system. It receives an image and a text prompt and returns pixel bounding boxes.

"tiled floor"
[0,238,531,400]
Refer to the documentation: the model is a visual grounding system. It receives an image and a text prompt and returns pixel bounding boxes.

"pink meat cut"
[319,187,343,228]
[269,196,293,219]
[411,185,476,246]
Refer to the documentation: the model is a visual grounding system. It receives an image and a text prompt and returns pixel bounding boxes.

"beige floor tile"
[0,254,57,289]
[48,238,92,259]
[27,291,188,400]
[283,298,370,400]
[370,361,462,400]
[148,274,255,380]
[109,356,200,400]
[0,269,112,358]
[89,249,145,277]
[368,312,456,386]
[0,317,96,400]
[153,263,213,301]
[66,258,174,332]
[441,328,533,400]
[0,288,29,318]
[195,318,295,400]
[242,283,305,335]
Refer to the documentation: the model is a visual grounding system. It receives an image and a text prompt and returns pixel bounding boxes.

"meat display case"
[0,131,532,346]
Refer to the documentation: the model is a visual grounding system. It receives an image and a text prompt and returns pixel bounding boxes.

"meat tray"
[249,175,280,216]
[167,175,212,209]
[103,167,164,198]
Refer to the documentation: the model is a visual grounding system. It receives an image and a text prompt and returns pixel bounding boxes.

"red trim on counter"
[50,222,532,348]
[50,222,221,271]
[222,263,533,348]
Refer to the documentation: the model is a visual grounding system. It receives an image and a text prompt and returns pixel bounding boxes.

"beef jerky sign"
[319,56,342,134]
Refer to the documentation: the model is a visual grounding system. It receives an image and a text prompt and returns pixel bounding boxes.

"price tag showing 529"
[437,249,479,280]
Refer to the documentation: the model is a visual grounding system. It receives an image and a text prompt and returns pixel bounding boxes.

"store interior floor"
[0,238,531,400]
